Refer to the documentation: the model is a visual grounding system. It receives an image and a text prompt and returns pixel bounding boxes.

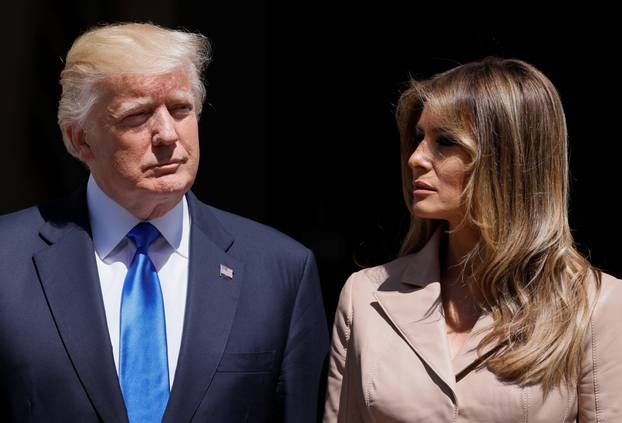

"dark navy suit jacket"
[0,187,329,422]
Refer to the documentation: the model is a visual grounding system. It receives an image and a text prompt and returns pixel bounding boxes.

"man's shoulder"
[0,206,48,262]
[191,198,312,260]
[0,205,45,236]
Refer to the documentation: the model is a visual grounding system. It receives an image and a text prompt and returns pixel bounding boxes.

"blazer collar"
[373,226,500,403]
[38,183,92,244]
[184,191,233,252]
[400,225,444,288]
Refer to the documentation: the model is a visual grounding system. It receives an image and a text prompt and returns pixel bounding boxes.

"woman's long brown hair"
[397,57,600,392]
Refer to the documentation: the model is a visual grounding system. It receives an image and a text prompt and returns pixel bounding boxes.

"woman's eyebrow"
[415,124,447,135]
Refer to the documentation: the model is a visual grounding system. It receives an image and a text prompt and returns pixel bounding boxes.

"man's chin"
[146,175,194,195]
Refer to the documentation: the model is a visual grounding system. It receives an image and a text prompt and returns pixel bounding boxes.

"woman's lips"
[413,179,436,196]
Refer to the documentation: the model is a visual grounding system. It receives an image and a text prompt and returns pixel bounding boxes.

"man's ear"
[66,126,94,162]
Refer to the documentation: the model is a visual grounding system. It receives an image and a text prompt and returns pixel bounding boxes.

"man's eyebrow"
[107,90,194,119]
[168,90,193,102]
[108,97,153,119]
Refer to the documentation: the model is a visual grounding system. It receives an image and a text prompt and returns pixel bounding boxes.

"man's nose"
[151,106,178,145]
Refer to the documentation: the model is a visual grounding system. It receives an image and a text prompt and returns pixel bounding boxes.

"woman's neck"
[441,223,482,333]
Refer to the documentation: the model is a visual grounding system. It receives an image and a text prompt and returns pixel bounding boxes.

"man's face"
[79,69,200,217]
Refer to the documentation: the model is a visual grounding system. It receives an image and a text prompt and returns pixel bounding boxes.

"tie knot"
[127,222,161,252]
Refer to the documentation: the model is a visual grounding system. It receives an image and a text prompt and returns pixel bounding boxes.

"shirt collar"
[86,175,190,260]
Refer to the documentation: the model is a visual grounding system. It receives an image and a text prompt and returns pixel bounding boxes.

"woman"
[324,58,622,422]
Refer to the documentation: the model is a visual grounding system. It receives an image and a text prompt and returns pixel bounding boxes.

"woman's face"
[408,105,471,228]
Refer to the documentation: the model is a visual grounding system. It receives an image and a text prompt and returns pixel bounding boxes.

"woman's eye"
[436,136,458,147]
[413,129,424,146]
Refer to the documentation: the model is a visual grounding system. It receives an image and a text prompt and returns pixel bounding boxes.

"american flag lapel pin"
[219,264,234,279]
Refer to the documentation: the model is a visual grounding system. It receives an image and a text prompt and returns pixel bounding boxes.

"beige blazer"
[324,228,622,422]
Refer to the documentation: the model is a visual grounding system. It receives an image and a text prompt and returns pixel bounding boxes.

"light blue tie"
[120,222,169,423]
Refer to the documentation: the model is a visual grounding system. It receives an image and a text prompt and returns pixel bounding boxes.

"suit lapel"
[163,193,243,423]
[34,190,128,423]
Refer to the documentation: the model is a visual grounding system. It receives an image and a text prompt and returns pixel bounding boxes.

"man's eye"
[122,112,150,126]
[436,136,458,147]
[171,105,193,117]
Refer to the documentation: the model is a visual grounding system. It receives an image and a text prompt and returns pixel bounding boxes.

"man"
[0,23,328,422]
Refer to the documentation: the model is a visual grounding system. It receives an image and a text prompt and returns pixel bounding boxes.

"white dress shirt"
[86,175,189,388]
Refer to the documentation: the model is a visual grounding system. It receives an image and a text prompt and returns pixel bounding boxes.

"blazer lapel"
[163,193,243,423]
[452,313,501,381]
[373,227,458,403]
[374,283,456,400]
[34,191,128,423]
[374,225,504,393]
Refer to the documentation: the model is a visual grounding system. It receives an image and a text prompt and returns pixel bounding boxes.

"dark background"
[2,2,620,320]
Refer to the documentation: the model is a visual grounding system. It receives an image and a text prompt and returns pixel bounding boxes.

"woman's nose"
[408,140,432,171]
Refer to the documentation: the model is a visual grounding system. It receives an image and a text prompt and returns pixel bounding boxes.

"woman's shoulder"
[590,271,622,324]
[578,271,622,421]
[333,255,421,332]
[582,270,622,355]
[597,271,622,291]
[344,254,418,292]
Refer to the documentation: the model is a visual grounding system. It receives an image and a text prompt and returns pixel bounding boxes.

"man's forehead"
[101,71,192,101]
